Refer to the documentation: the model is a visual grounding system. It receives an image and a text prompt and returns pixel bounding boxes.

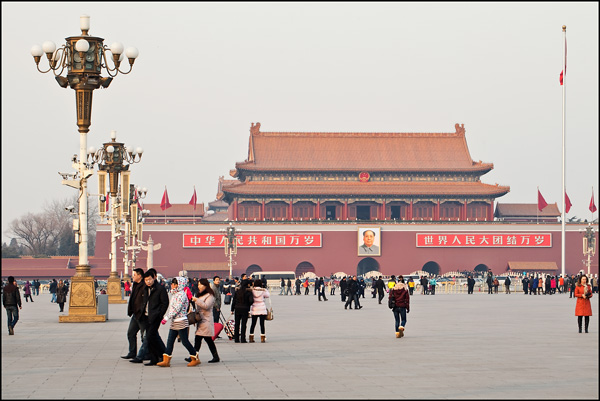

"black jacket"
[143,281,169,324]
[2,283,21,308]
[375,279,385,290]
[347,279,358,295]
[127,281,146,319]
[231,288,254,312]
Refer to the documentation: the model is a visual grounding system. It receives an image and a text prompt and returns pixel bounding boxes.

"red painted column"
[408,200,413,221]
[343,200,348,220]
[381,200,386,220]
[315,200,320,219]
[288,201,293,221]
[461,200,467,221]
[261,200,265,221]
[233,200,238,221]
[488,201,494,221]
[435,200,440,220]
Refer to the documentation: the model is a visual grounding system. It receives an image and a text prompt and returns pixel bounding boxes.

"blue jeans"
[279,286,285,295]
[393,307,407,332]
[51,293,57,302]
[5,306,19,329]
[165,327,195,356]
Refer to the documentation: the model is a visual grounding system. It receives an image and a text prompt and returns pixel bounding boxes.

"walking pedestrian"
[279,278,285,296]
[467,275,475,294]
[340,277,348,302]
[23,281,34,303]
[522,275,529,295]
[34,279,41,296]
[569,274,576,298]
[123,268,147,362]
[3,276,21,335]
[249,279,270,343]
[303,278,310,295]
[504,276,511,294]
[408,277,415,295]
[574,275,593,333]
[56,280,69,312]
[389,275,410,338]
[344,276,362,309]
[210,276,222,324]
[286,278,293,296]
[49,279,57,303]
[156,277,197,367]
[318,277,328,301]
[295,278,301,295]
[142,269,169,366]
[188,278,220,364]
[231,279,254,343]
[430,277,437,295]
[375,276,385,304]
[124,280,131,297]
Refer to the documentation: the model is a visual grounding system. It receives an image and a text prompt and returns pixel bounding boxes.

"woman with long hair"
[56,280,68,312]
[389,275,410,338]
[249,279,270,343]
[188,278,220,363]
[574,275,593,333]
[231,279,254,343]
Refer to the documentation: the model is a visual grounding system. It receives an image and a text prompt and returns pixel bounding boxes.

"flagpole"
[561,25,567,277]
[536,186,539,225]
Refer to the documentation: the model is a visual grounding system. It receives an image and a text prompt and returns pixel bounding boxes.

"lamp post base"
[107,276,127,304]
[59,275,106,323]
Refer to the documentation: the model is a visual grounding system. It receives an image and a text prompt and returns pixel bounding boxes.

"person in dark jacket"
[317,277,328,301]
[3,276,22,335]
[56,280,69,312]
[375,276,385,304]
[522,276,529,294]
[231,279,254,343]
[467,275,475,294]
[389,277,410,338]
[49,279,57,303]
[142,268,169,366]
[123,268,147,361]
[344,276,362,309]
[340,277,348,302]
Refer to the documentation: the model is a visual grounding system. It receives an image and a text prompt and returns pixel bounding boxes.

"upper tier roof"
[234,122,493,173]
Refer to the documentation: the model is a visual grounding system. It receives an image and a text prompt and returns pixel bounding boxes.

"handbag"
[224,292,232,305]
[388,293,395,309]
[187,305,201,325]
[265,297,274,321]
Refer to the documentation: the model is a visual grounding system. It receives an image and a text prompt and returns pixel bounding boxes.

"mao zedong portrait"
[358,229,380,255]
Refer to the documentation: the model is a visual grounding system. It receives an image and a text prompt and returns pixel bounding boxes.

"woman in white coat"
[249,279,270,343]
[189,278,220,364]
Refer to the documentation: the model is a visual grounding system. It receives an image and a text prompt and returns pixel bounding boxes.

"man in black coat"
[340,277,348,302]
[467,275,475,294]
[375,276,385,304]
[344,276,362,309]
[141,268,169,366]
[2,276,22,335]
[521,276,529,294]
[123,268,147,362]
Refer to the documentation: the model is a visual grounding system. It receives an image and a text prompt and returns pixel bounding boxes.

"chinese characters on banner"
[416,233,552,247]
[183,233,322,248]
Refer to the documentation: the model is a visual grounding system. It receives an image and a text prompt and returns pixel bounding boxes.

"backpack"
[388,292,395,309]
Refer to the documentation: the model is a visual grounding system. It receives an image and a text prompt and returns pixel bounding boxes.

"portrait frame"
[357,226,381,256]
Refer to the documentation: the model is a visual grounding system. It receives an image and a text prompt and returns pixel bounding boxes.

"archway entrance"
[246,264,262,276]
[296,261,316,277]
[474,264,489,274]
[422,261,441,276]
[357,258,380,276]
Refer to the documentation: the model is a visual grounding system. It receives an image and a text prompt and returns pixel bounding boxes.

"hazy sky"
[2,2,598,243]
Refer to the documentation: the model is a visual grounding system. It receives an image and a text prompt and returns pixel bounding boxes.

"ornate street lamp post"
[582,224,596,276]
[223,223,238,279]
[123,185,147,280]
[88,130,143,303]
[31,15,138,322]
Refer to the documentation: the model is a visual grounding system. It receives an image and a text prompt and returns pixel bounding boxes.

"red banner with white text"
[416,233,552,248]
[183,233,322,248]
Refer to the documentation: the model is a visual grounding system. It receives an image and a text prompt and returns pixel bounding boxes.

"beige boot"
[249,334,255,343]
[157,354,171,367]
[187,354,201,367]
[261,334,266,343]
[398,326,405,338]
[395,332,400,338]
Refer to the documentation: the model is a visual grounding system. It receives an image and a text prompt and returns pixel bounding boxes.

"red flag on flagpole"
[590,190,597,213]
[160,187,172,211]
[189,187,197,210]
[559,70,563,85]
[565,191,572,213]
[538,189,548,211]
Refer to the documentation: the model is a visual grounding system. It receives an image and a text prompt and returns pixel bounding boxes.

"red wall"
[94,223,598,278]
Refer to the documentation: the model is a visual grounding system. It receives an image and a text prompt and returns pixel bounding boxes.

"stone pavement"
[1,289,598,399]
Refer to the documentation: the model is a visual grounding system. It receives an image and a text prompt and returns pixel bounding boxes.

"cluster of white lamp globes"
[30,15,139,81]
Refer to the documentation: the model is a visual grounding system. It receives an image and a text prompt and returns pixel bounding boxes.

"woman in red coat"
[574,275,593,333]
[389,276,410,339]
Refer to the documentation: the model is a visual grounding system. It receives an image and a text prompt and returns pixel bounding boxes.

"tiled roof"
[144,203,205,216]
[236,124,493,172]
[495,203,561,217]
[507,261,558,271]
[220,181,510,198]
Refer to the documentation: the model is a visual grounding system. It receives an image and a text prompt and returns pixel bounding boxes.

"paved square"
[2,290,598,399]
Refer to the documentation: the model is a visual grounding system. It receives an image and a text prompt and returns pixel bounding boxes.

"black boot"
[585,316,589,333]
[578,317,583,333]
